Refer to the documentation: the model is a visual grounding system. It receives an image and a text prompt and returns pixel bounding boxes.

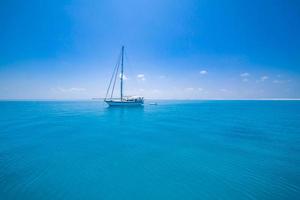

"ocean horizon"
[1,100,299,199]
[1,98,300,101]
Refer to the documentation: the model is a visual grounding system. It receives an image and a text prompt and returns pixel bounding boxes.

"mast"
[120,46,124,100]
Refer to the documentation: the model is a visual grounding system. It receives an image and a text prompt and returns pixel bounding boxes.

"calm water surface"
[0,100,299,199]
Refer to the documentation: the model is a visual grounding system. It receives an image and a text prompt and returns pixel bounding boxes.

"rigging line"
[111,49,122,99]
[105,58,119,100]
[105,50,122,100]
[110,61,120,99]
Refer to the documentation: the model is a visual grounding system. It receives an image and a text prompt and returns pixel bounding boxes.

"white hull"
[105,100,143,106]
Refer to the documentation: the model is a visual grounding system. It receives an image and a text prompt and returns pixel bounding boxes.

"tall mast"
[120,46,124,100]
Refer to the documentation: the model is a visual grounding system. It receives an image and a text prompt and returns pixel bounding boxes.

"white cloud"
[152,89,161,94]
[220,89,228,92]
[260,76,269,81]
[198,88,203,92]
[240,72,250,77]
[69,87,86,92]
[242,78,249,82]
[119,73,128,80]
[185,87,194,91]
[137,74,146,81]
[54,87,86,93]
[159,75,166,79]
[200,70,207,75]
[273,80,284,84]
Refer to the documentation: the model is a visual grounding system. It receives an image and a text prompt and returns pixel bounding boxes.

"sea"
[0,100,299,200]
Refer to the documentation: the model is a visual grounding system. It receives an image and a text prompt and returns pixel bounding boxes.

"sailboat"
[104,46,144,106]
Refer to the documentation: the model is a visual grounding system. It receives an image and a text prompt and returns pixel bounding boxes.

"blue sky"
[0,0,299,99]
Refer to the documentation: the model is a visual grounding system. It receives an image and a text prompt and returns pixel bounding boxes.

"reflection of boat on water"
[104,46,144,106]
[149,102,158,105]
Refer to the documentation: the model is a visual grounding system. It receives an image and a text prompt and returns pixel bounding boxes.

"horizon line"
[1,98,300,101]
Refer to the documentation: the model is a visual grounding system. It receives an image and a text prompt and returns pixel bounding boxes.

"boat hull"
[105,100,143,106]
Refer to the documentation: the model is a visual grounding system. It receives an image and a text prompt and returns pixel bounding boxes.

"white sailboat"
[104,46,144,106]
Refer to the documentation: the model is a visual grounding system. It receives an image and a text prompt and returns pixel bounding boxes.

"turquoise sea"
[0,100,299,200]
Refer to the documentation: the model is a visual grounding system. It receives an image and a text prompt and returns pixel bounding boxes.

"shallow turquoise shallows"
[0,100,299,200]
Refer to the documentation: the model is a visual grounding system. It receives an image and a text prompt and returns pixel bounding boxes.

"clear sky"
[0,0,299,99]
